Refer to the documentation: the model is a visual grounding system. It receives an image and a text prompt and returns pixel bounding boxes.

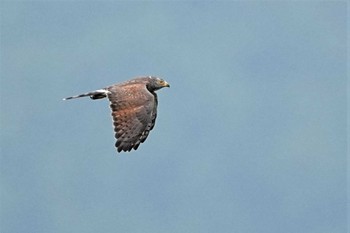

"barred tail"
[63,89,110,100]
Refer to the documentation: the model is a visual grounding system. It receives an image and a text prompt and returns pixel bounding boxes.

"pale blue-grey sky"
[1,2,347,233]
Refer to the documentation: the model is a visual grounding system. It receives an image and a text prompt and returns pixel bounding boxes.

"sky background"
[1,1,347,233]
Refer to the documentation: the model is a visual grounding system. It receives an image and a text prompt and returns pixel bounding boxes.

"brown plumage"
[63,76,170,152]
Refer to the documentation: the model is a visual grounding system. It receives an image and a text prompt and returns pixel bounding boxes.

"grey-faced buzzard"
[63,76,170,152]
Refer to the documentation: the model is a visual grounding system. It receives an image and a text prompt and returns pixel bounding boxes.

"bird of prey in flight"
[63,76,170,152]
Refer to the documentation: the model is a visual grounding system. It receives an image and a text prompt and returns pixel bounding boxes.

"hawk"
[63,76,170,152]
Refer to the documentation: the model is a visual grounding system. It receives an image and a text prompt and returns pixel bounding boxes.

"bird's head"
[148,76,170,91]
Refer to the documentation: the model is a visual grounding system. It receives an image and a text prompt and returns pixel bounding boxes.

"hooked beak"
[163,81,170,88]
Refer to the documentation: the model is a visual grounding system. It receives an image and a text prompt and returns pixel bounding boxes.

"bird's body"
[63,76,169,153]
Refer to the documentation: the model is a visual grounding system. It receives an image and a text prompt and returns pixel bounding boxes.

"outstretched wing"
[107,83,158,152]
